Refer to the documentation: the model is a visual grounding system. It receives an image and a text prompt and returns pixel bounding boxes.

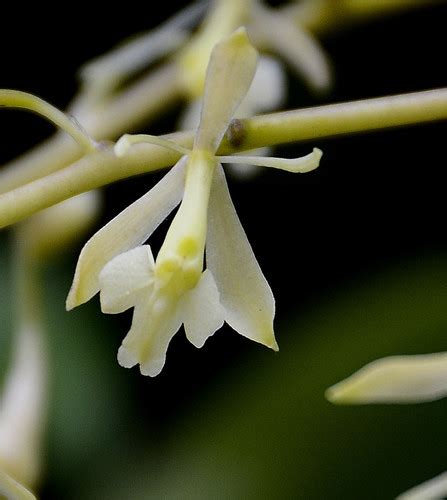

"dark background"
[1,2,447,499]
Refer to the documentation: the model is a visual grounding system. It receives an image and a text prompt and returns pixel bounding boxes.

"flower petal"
[99,245,155,314]
[207,164,277,350]
[182,270,225,348]
[251,7,331,93]
[66,157,187,310]
[219,148,322,173]
[397,471,447,500]
[0,469,36,500]
[73,1,205,113]
[242,56,286,114]
[326,352,447,404]
[118,295,183,377]
[194,28,258,153]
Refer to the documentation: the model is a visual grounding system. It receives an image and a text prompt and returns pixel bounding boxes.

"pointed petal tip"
[259,329,279,352]
[268,336,279,352]
[229,26,252,46]
[65,287,80,311]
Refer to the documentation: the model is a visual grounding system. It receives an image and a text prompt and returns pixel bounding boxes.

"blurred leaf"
[79,255,447,499]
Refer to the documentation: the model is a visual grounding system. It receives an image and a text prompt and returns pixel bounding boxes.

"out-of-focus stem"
[0,63,182,194]
[0,230,47,490]
[0,87,446,228]
[287,0,440,36]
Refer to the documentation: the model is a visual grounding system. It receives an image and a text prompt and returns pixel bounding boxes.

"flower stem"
[0,89,96,153]
[0,63,182,194]
[0,87,446,228]
[223,88,447,151]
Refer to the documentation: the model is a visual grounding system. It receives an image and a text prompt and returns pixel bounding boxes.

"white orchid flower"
[326,352,447,404]
[67,28,322,376]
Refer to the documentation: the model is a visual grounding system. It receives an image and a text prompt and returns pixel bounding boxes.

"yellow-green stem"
[0,88,446,229]
[0,63,182,194]
[0,90,96,153]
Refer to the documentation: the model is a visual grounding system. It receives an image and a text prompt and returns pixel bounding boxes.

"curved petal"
[118,295,183,377]
[99,245,155,314]
[206,164,277,350]
[251,7,331,94]
[0,470,36,500]
[243,56,286,114]
[66,157,187,310]
[195,28,258,153]
[326,352,447,404]
[219,148,322,173]
[182,270,225,348]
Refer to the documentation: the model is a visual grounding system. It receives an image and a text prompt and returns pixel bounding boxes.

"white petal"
[243,56,286,114]
[195,28,258,152]
[326,352,447,404]
[118,295,183,377]
[252,8,331,93]
[74,1,204,110]
[99,245,155,314]
[207,164,277,350]
[182,270,225,348]
[66,157,187,310]
[397,472,447,500]
[219,148,322,173]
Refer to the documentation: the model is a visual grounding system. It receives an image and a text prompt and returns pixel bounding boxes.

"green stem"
[287,0,436,36]
[0,63,182,194]
[0,87,447,229]
[0,229,47,489]
[0,90,96,153]
[227,88,447,150]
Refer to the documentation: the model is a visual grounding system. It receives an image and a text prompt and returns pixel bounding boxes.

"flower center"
[155,150,217,296]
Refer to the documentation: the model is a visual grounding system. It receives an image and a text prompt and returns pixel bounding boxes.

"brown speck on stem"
[226,118,247,148]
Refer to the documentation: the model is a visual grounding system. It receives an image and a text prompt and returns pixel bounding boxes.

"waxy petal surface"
[207,165,277,350]
[66,157,187,310]
[99,245,155,314]
[182,270,225,348]
[326,352,447,404]
[194,28,258,152]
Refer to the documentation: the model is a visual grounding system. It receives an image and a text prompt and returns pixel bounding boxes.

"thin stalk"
[0,90,96,153]
[0,88,447,229]
[0,63,182,194]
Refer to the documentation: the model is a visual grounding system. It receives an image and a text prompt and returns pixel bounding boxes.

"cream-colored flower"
[326,352,447,404]
[67,29,322,376]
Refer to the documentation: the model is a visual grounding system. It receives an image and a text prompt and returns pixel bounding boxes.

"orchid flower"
[66,28,322,376]
[326,352,447,405]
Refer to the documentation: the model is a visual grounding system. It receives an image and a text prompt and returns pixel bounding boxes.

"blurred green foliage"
[3,235,446,498]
